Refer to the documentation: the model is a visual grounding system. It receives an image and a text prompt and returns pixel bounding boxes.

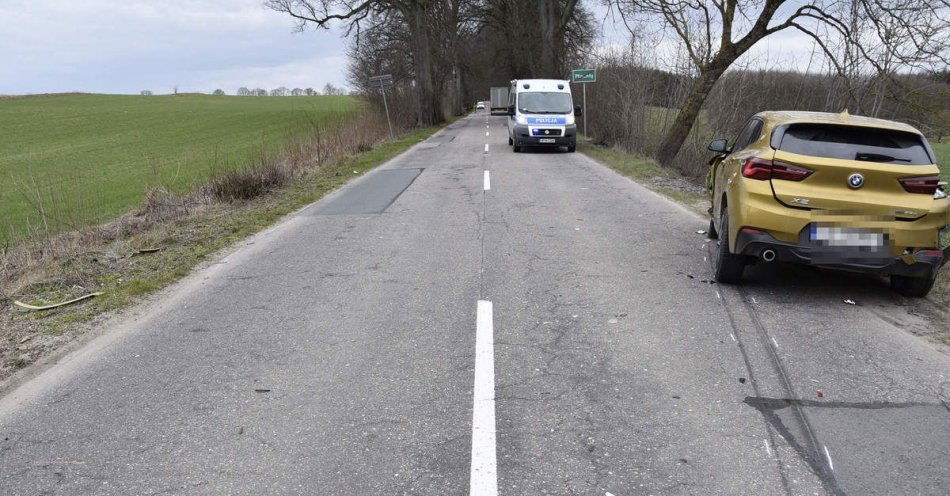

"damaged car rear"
[706,110,950,297]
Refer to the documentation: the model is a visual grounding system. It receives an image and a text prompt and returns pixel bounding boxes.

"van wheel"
[508,137,513,146]
[713,211,745,284]
[891,271,936,297]
[567,145,576,153]
[707,218,718,239]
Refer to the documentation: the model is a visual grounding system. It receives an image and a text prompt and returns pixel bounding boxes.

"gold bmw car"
[706,110,949,296]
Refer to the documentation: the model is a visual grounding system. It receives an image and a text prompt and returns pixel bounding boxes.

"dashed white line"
[484,143,490,154]
[823,445,834,471]
[486,131,490,136]
[470,300,498,496]
[483,170,491,191]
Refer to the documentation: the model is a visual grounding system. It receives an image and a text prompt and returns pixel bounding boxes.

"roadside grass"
[0,93,355,244]
[0,122,445,381]
[578,139,707,213]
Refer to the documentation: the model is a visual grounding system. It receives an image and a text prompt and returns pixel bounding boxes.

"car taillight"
[898,176,939,194]
[741,158,812,181]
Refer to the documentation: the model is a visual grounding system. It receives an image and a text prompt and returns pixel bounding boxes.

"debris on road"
[254,389,271,393]
[739,377,747,384]
[14,292,104,312]
[696,230,706,234]
[817,390,825,398]
[843,299,856,305]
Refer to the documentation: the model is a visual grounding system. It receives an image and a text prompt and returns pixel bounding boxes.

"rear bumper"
[735,229,947,277]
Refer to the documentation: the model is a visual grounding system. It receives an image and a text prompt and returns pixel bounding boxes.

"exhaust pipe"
[761,249,776,263]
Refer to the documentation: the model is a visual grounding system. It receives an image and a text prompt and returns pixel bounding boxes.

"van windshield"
[518,92,573,114]
[777,123,932,165]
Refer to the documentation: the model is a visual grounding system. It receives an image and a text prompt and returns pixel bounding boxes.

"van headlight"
[516,115,528,125]
[565,114,575,126]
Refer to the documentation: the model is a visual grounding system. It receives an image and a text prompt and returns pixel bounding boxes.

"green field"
[0,93,356,244]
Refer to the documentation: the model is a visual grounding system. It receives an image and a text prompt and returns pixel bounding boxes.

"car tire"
[567,145,576,153]
[508,137,513,146]
[513,145,521,153]
[713,210,745,284]
[890,271,936,297]
[707,218,718,239]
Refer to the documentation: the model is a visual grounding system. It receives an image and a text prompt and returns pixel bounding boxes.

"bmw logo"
[848,173,864,189]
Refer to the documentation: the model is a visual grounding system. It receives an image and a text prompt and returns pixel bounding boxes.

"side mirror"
[574,105,583,116]
[708,138,729,154]
[507,106,515,116]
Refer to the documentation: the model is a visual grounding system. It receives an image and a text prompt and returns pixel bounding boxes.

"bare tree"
[254,88,268,96]
[610,0,950,166]
[213,89,226,96]
[266,0,447,125]
[305,87,316,95]
[237,87,252,96]
[140,90,153,96]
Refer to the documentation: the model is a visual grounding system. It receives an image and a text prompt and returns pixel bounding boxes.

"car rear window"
[776,123,932,165]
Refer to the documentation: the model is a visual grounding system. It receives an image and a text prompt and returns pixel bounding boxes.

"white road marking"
[823,445,834,471]
[471,300,498,496]
[483,171,491,191]
[730,333,736,342]
[715,291,721,299]
[484,143,490,154]
[764,439,773,457]
[486,131,490,137]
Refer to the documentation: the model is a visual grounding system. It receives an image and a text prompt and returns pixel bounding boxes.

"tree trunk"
[407,3,442,126]
[537,0,558,76]
[654,63,729,167]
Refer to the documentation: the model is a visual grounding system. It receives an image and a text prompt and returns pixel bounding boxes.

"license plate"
[810,226,884,247]
[538,138,555,143]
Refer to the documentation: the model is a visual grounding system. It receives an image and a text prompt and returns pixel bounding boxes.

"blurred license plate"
[539,138,555,143]
[810,226,883,247]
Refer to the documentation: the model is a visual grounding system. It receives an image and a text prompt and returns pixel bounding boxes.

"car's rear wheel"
[890,271,936,297]
[513,145,521,153]
[508,137,513,146]
[713,210,745,284]
[707,218,718,240]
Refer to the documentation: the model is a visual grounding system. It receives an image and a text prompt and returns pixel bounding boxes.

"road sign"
[572,69,595,137]
[572,69,596,83]
[370,74,395,139]
[369,74,394,89]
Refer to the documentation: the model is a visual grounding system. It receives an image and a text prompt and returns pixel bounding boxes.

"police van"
[506,79,582,153]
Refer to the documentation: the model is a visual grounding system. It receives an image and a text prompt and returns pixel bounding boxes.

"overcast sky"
[0,0,819,96]
[0,0,350,95]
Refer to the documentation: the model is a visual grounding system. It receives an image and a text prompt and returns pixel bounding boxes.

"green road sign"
[572,69,596,83]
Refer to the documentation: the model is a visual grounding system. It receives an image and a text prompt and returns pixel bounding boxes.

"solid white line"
[471,300,498,496]
[823,445,834,471]
[484,143,490,154]
[483,170,491,191]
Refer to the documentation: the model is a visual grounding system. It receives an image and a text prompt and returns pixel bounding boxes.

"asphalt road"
[1,112,949,495]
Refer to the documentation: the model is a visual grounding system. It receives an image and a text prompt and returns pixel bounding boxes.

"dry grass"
[0,107,430,380]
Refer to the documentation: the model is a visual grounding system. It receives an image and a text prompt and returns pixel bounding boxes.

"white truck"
[505,79,581,153]
[489,87,509,115]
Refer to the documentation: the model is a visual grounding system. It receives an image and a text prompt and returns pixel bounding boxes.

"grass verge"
[0,123,447,382]
[578,140,707,213]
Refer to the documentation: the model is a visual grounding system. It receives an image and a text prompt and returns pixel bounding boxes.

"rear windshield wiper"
[855,152,911,163]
